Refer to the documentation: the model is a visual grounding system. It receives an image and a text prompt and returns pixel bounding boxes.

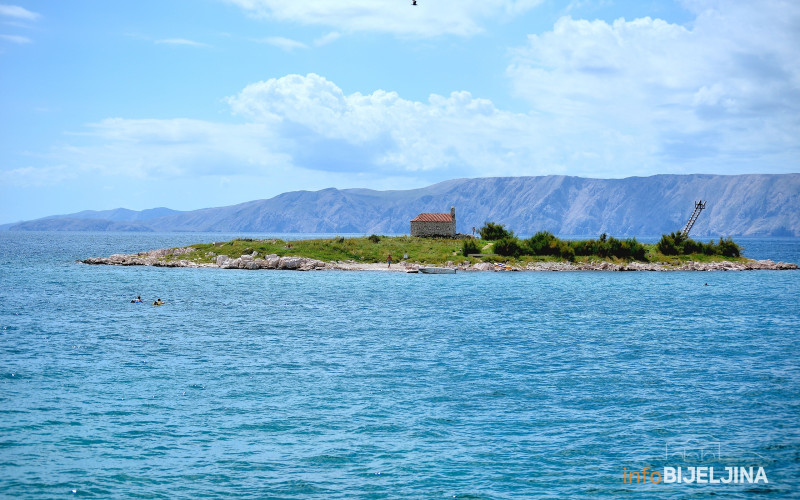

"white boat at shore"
[418,267,456,274]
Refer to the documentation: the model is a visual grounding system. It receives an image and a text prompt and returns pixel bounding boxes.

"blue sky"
[1,0,798,223]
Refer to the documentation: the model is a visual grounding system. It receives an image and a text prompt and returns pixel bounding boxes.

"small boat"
[418,267,456,274]
[405,269,419,273]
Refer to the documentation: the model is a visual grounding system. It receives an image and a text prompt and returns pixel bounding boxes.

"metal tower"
[681,200,706,237]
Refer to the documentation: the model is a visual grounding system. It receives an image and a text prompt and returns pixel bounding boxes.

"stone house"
[410,207,456,237]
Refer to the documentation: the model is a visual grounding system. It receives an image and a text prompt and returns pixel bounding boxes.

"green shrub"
[559,243,575,261]
[571,235,646,260]
[494,237,523,257]
[657,231,686,255]
[627,238,647,261]
[479,222,513,241]
[525,231,559,256]
[718,237,740,257]
[368,234,381,243]
[570,239,596,256]
[461,238,480,257]
[656,232,740,258]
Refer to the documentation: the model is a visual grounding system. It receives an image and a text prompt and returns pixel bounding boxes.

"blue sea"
[1,232,798,499]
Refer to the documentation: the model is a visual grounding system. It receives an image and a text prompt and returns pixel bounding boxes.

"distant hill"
[6,174,800,236]
[57,207,183,222]
[7,207,182,232]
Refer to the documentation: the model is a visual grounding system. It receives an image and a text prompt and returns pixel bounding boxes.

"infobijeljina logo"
[623,437,770,486]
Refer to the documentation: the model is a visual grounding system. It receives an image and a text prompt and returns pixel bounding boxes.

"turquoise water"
[1,233,798,498]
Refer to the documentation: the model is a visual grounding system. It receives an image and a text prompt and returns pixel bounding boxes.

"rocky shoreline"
[80,247,798,272]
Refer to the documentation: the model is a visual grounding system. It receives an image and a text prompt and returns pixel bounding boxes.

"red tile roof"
[411,213,453,222]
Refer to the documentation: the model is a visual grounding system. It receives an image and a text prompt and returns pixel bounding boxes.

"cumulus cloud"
[225,73,541,175]
[507,0,800,169]
[223,0,544,37]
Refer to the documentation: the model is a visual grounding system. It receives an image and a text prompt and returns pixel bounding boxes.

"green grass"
[164,236,750,266]
[172,236,465,265]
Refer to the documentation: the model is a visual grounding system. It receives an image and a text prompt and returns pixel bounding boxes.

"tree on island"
[478,222,514,241]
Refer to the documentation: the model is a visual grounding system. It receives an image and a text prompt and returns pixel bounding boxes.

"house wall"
[410,220,456,237]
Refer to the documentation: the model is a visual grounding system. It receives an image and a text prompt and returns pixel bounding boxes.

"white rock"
[279,257,301,270]
[221,258,240,269]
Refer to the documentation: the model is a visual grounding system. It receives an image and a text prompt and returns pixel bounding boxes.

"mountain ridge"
[6,174,800,236]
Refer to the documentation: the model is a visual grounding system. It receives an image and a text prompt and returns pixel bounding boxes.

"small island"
[81,226,797,272]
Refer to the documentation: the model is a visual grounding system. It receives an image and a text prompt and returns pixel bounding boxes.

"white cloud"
[225,73,542,175]
[0,4,40,21]
[6,3,798,192]
[222,0,544,37]
[0,4,38,45]
[314,31,340,47]
[10,41,798,193]
[0,33,29,43]
[0,165,78,187]
[253,36,307,51]
[507,1,800,169]
[65,118,290,178]
[155,38,209,47]
[4,75,548,188]
[0,118,291,188]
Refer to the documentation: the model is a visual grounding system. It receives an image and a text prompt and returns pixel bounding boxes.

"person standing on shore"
[387,253,392,268]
